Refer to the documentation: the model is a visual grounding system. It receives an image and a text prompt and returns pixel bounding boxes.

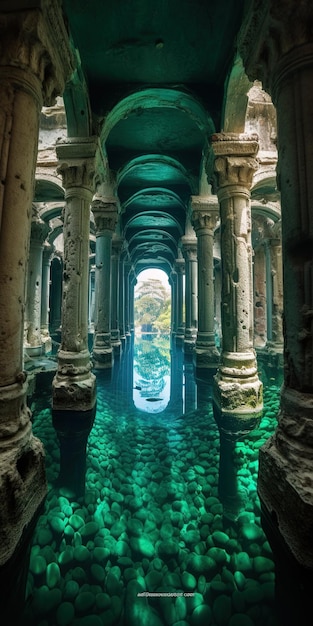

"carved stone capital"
[112,236,124,257]
[0,1,74,106]
[191,210,218,234]
[211,133,259,189]
[30,215,49,244]
[56,138,98,192]
[181,237,198,262]
[174,258,185,274]
[238,0,313,96]
[91,197,118,235]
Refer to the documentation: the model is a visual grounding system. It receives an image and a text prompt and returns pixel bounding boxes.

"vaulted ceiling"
[61,0,248,274]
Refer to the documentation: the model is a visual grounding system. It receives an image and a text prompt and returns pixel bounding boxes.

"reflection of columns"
[181,236,198,355]
[174,258,185,344]
[25,211,49,356]
[0,3,73,620]
[91,197,118,368]
[191,196,220,372]
[211,133,263,438]
[240,4,313,590]
[111,236,123,356]
[52,139,97,498]
[41,242,53,354]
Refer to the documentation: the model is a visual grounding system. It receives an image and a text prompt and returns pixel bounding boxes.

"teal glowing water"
[23,337,281,626]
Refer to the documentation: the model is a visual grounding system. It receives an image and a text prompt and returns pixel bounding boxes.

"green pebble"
[37,528,53,547]
[212,531,229,547]
[56,601,75,626]
[73,545,90,562]
[191,604,212,626]
[130,535,155,558]
[49,516,65,535]
[75,590,95,613]
[91,563,106,583]
[253,556,274,574]
[63,580,79,600]
[69,514,84,530]
[93,547,110,563]
[29,554,46,576]
[187,555,216,575]
[46,562,61,589]
[80,521,100,538]
[96,592,111,610]
[181,571,197,591]
[240,523,263,542]
[213,594,231,625]
[77,616,102,626]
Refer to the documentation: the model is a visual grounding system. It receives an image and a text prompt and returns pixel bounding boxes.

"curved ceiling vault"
[62,0,247,276]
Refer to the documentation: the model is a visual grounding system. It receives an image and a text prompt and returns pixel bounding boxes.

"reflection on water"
[22,335,283,626]
[133,335,171,413]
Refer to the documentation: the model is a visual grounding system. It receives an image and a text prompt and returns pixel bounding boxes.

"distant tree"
[135,278,171,333]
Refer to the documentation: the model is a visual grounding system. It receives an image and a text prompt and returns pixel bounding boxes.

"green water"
[22,337,282,626]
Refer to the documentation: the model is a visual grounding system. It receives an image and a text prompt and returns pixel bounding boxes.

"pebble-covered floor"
[22,349,282,626]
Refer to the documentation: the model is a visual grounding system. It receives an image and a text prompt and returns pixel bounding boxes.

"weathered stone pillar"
[111,236,123,356]
[129,269,137,335]
[41,242,53,354]
[25,210,50,356]
[119,251,126,343]
[91,196,118,368]
[267,227,284,353]
[169,270,177,337]
[191,195,220,373]
[174,257,185,344]
[240,1,313,588]
[52,138,97,497]
[211,132,263,437]
[181,236,198,356]
[0,1,73,620]
[88,264,96,331]
[253,242,267,348]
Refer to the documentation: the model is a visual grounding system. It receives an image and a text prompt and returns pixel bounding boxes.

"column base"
[92,347,114,369]
[194,342,220,373]
[25,344,43,357]
[0,378,47,568]
[52,349,96,411]
[258,385,313,569]
[183,329,197,356]
[213,351,263,437]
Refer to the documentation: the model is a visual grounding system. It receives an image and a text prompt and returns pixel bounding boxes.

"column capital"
[174,258,185,274]
[112,236,124,257]
[56,138,99,193]
[0,0,74,106]
[211,133,259,189]
[91,196,118,235]
[181,236,198,262]
[238,0,313,97]
[30,213,50,245]
[191,196,219,233]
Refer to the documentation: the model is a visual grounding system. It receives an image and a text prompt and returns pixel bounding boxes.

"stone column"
[119,251,126,343]
[111,235,123,356]
[25,211,50,356]
[191,195,220,372]
[211,132,263,436]
[267,227,284,354]
[181,236,198,356]
[91,196,118,368]
[129,270,137,335]
[174,257,185,344]
[52,138,97,497]
[0,1,73,620]
[88,264,96,330]
[169,270,177,337]
[41,242,53,354]
[240,0,313,582]
[253,242,267,348]
[211,133,263,521]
